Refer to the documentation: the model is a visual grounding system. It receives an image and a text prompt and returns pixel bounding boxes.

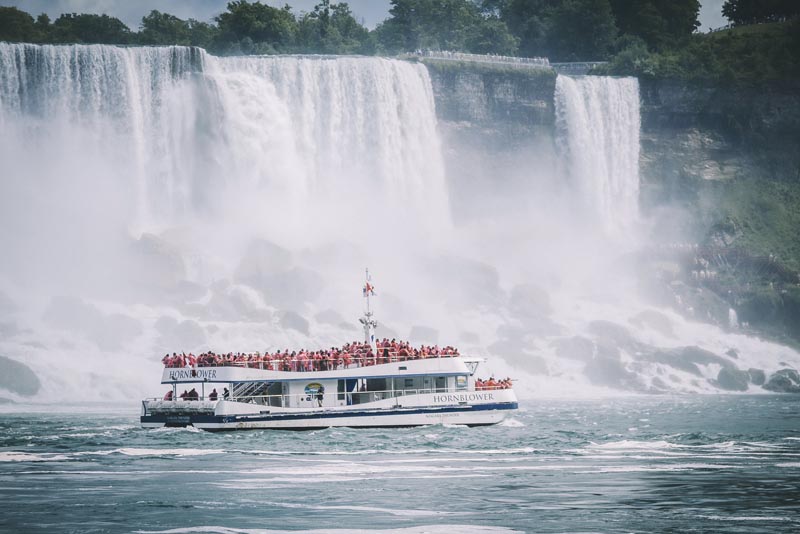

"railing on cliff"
[411,50,551,70]
[551,62,609,75]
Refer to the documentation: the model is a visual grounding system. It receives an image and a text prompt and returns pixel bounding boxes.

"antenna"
[359,267,377,351]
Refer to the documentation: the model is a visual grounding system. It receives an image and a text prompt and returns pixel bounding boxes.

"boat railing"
[147,385,512,405]
[163,351,461,371]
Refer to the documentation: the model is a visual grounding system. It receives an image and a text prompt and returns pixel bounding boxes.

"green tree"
[0,6,44,42]
[722,0,800,26]
[465,16,519,55]
[494,0,551,58]
[213,1,298,54]
[139,10,216,48]
[51,13,132,44]
[376,0,484,53]
[297,1,371,54]
[609,0,699,49]
[546,0,617,60]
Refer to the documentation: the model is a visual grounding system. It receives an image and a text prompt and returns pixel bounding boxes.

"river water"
[1,396,798,533]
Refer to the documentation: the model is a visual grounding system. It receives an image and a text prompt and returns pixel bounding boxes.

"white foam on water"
[135,526,520,534]
[698,515,796,522]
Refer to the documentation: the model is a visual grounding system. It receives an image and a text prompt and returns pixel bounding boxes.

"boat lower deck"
[141,400,518,430]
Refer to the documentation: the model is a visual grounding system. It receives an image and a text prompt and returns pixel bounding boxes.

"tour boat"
[140,272,518,430]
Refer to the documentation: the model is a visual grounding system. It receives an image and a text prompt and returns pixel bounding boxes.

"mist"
[1,43,798,403]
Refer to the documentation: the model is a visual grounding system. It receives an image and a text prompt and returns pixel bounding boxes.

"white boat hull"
[141,391,518,431]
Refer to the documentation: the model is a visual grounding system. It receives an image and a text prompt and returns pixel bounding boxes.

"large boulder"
[748,368,766,386]
[553,336,594,362]
[587,321,641,353]
[638,346,735,377]
[583,355,644,391]
[0,356,41,396]
[42,296,142,351]
[129,233,187,292]
[234,239,292,281]
[246,267,325,309]
[630,310,675,338]
[278,310,309,335]
[509,284,551,319]
[93,313,143,351]
[763,369,800,393]
[713,368,749,391]
[206,282,271,322]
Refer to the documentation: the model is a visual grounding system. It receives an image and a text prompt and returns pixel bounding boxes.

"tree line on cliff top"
[0,0,797,78]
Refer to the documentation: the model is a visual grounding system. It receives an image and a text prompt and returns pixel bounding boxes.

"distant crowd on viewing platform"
[475,377,513,390]
[162,339,461,371]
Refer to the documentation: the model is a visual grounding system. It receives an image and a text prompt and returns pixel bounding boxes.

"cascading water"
[0,43,449,401]
[1,43,798,402]
[554,75,640,234]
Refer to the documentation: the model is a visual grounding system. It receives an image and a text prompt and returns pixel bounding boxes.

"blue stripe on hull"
[141,402,518,429]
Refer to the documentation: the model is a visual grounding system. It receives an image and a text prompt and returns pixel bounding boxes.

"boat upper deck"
[161,339,474,384]
[161,354,477,384]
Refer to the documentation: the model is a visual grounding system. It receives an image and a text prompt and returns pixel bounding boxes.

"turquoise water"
[1,396,799,533]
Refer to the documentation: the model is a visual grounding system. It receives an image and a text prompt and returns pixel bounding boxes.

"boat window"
[456,375,467,390]
[435,376,447,392]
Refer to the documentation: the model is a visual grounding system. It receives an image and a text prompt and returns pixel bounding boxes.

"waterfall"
[729,308,739,329]
[0,43,448,243]
[554,75,640,234]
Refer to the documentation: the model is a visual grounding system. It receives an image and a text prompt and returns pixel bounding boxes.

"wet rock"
[650,377,670,392]
[234,239,292,281]
[278,310,309,335]
[43,296,104,332]
[713,368,749,391]
[748,368,766,386]
[509,284,551,319]
[583,355,643,391]
[553,336,594,362]
[763,369,800,393]
[259,267,325,309]
[409,326,439,344]
[0,355,41,396]
[207,283,270,322]
[93,314,143,351]
[638,346,734,376]
[630,310,675,338]
[587,321,641,353]
[488,338,547,374]
[129,233,186,291]
[43,296,142,351]
[426,256,502,308]
[725,348,739,359]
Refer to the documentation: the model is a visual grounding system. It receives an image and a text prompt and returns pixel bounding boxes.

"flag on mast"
[363,281,375,297]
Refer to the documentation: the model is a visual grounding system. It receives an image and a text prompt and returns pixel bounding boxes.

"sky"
[5,0,729,34]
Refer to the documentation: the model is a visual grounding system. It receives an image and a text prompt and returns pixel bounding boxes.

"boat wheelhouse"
[140,271,518,430]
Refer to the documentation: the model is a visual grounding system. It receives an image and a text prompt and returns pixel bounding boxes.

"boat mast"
[360,268,377,352]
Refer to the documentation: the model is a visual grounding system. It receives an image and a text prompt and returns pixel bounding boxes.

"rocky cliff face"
[422,60,558,221]
[425,63,800,344]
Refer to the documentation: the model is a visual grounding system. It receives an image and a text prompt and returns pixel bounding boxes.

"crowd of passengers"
[474,377,513,390]
[162,339,461,371]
